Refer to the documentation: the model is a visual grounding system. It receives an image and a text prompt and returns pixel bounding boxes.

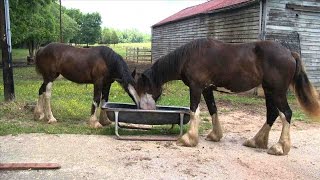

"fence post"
[125,47,128,60]
[136,48,139,63]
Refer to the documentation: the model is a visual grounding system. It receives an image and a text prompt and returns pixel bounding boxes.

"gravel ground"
[1,110,320,180]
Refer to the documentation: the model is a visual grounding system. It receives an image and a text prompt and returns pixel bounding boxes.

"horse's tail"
[291,51,320,119]
[34,47,43,75]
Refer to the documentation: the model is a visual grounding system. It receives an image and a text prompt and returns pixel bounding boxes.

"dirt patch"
[1,107,320,179]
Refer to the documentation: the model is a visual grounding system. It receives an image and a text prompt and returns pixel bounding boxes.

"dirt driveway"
[1,106,320,180]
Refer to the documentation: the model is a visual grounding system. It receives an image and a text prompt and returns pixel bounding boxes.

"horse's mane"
[150,38,213,87]
[100,46,135,87]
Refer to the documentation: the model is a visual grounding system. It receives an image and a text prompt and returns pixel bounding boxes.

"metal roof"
[153,0,254,27]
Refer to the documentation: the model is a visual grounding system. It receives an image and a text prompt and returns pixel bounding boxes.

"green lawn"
[1,43,150,63]
[0,48,29,62]
[0,66,190,136]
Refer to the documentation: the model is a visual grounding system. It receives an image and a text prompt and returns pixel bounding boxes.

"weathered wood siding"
[265,0,320,88]
[207,3,261,43]
[152,2,260,60]
[152,16,208,60]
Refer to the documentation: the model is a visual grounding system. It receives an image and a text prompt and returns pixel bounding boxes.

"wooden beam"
[286,3,320,12]
[0,163,61,170]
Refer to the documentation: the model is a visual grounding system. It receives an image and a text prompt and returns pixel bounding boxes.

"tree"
[101,28,112,44]
[80,12,102,46]
[61,13,79,43]
[102,28,151,44]
[65,8,82,44]
[110,31,119,45]
[10,1,82,62]
[10,0,57,62]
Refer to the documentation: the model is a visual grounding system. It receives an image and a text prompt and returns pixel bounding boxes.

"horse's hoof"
[267,142,290,156]
[176,132,198,147]
[90,121,103,128]
[243,138,255,147]
[34,113,45,121]
[99,118,112,126]
[205,130,222,142]
[48,118,57,124]
[243,138,268,149]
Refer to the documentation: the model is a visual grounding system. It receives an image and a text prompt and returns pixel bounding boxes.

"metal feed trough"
[101,102,190,141]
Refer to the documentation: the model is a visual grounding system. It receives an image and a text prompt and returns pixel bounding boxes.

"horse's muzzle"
[139,93,156,110]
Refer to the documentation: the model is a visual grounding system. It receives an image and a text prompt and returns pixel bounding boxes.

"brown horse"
[134,38,320,155]
[34,43,140,128]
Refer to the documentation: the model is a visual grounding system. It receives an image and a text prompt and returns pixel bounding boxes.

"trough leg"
[114,111,120,138]
[179,113,184,136]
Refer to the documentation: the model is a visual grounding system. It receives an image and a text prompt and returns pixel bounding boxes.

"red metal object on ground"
[0,163,61,170]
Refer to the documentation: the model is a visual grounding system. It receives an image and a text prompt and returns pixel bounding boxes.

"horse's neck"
[152,61,180,86]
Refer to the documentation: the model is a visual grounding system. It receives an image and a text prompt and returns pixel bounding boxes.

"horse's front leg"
[177,86,202,147]
[99,82,113,126]
[89,83,103,128]
[203,87,223,142]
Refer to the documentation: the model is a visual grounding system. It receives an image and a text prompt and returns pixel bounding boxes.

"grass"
[0,43,311,136]
[0,48,29,62]
[0,66,190,136]
[1,43,151,63]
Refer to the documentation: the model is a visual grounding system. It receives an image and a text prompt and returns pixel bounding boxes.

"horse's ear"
[131,67,137,78]
[141,73,150,86]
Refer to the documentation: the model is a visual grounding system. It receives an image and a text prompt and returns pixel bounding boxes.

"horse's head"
[133,69,161,110]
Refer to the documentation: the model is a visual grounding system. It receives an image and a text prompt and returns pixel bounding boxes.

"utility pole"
[60,0,63,43]
[0,0,15,101]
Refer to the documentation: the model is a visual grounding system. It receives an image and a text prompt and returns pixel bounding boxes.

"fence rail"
[125,47,152,63]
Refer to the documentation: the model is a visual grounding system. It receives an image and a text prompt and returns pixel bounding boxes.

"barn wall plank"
[265,0,320,87]
[152,2,261,60]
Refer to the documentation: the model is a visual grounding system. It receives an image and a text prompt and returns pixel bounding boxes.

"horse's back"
[183,38,296,92]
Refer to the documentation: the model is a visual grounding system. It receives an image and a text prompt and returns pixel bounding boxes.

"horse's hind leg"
[34,83,46,120]
[177,85,202,147]
[243,90,277,149]
[89,83,103,128]
[203,87,223,142]
[37,79,57,124]
[99,82,112,126]
[267,93,292,155]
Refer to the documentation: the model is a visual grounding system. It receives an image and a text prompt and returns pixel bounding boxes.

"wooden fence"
[125,47,152,63]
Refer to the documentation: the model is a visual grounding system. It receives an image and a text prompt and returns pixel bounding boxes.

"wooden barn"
[152,0,320,89]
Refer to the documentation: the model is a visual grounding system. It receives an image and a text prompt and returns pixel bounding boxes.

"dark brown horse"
[34,43,140,128]
[134,38,320,155]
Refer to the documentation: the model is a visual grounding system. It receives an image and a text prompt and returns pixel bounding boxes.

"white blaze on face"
[128,84,140,106]
[140,93,156,110]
